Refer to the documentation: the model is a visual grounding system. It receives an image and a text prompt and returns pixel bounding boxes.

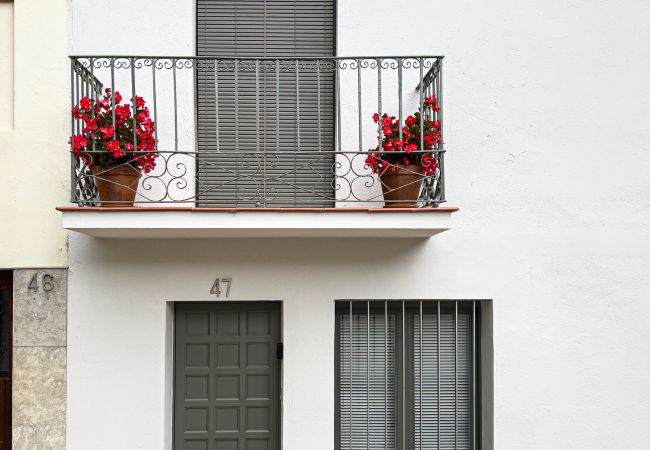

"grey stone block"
[12,423,65,450]
[13,269,67,347]
[12,346,66,427]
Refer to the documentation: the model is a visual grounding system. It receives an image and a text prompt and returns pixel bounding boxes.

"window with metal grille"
[336,300,481,450]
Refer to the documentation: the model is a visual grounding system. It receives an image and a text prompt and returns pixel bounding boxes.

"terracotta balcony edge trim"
[56,206,459,213]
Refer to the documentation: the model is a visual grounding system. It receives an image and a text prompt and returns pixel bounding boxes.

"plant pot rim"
[378,165,426,176]
[90,163,141,175]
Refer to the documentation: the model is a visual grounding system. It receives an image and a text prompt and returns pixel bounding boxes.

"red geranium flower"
[367,99,442,174]
[100,126,115,139]
[80,97,93,110]
[69,91,158,172]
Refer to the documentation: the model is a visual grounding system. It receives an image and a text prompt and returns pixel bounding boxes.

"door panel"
[175,303,281,450]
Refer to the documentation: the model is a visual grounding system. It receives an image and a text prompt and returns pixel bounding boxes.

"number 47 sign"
[210,278,232,298]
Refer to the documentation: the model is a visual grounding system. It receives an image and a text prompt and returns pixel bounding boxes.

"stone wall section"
[12,269,67,450]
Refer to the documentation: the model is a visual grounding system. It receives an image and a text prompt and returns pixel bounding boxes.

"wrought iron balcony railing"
[70,56,445,207]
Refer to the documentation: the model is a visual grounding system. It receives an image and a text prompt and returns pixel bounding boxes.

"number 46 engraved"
[27,273,54,292]
[210,278,232,298]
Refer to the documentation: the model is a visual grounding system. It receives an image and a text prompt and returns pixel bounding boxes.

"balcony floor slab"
[56,207,458,239]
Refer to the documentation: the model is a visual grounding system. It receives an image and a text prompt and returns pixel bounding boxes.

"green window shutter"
[196,0,335,207]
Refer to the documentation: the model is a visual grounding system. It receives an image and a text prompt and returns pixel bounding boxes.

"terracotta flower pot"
[90,164,141,207]
[379,165,425,208]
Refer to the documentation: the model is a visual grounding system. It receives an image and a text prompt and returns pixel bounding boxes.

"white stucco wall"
[71,0,196,205]
[68,1,650,450]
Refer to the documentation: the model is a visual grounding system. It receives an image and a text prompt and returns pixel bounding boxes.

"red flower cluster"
[366,97,442,175]
[69,88,158,173]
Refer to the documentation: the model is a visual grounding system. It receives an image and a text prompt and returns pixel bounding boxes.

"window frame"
[334,300,486,450]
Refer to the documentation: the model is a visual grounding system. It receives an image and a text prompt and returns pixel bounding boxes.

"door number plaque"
[210,278,232,298]
[27,273,54,293]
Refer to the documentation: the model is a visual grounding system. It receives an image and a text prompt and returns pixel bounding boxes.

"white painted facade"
[66,1,650,450]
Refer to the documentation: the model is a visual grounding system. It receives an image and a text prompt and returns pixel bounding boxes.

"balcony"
[58,55,456,238]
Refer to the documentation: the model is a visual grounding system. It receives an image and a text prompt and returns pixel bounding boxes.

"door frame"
[0,271,13,450]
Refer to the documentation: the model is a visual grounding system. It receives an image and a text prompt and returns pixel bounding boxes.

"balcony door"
[196,0,336,207]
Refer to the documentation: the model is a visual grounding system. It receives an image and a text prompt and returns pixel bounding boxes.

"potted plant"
[69,89,158,206]
[365,96,442,208]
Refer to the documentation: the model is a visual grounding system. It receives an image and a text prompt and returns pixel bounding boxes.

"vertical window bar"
[276,60,280,152]
[295,60,299,207]
[357,58,362,152]
[367,300,370,450]
[384,300,388,450]
[70,60,76,203]
[234,59,239,206]
[90,58,96,152]
[398,59,403,142]
[455,301,458,450]
[419,300,423,450]
[214,60,220,152]
[131,58,137,153]
[402,300,406,450]
[438,59,444,144]
[82,66,86,100]
[256,60,263,205]
[437,300,441,450]
[295,60,300,149]
[426,77,435,120]
[437,59,445,203]
[76,67,81,142]
[316,59,322,152]
[235,59,239,153]
[111,58,116,131]
[152,59,158,153]
[377,59,382,152]
[472,301,477,450]
[173,60,178,151]
[419,58,424,151]
[336,63,341,152]
[193,59,199,157]
[83,67,87,107]
[349,300,353,450]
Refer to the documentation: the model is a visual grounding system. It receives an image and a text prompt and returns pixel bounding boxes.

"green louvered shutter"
[196,0,335,207]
